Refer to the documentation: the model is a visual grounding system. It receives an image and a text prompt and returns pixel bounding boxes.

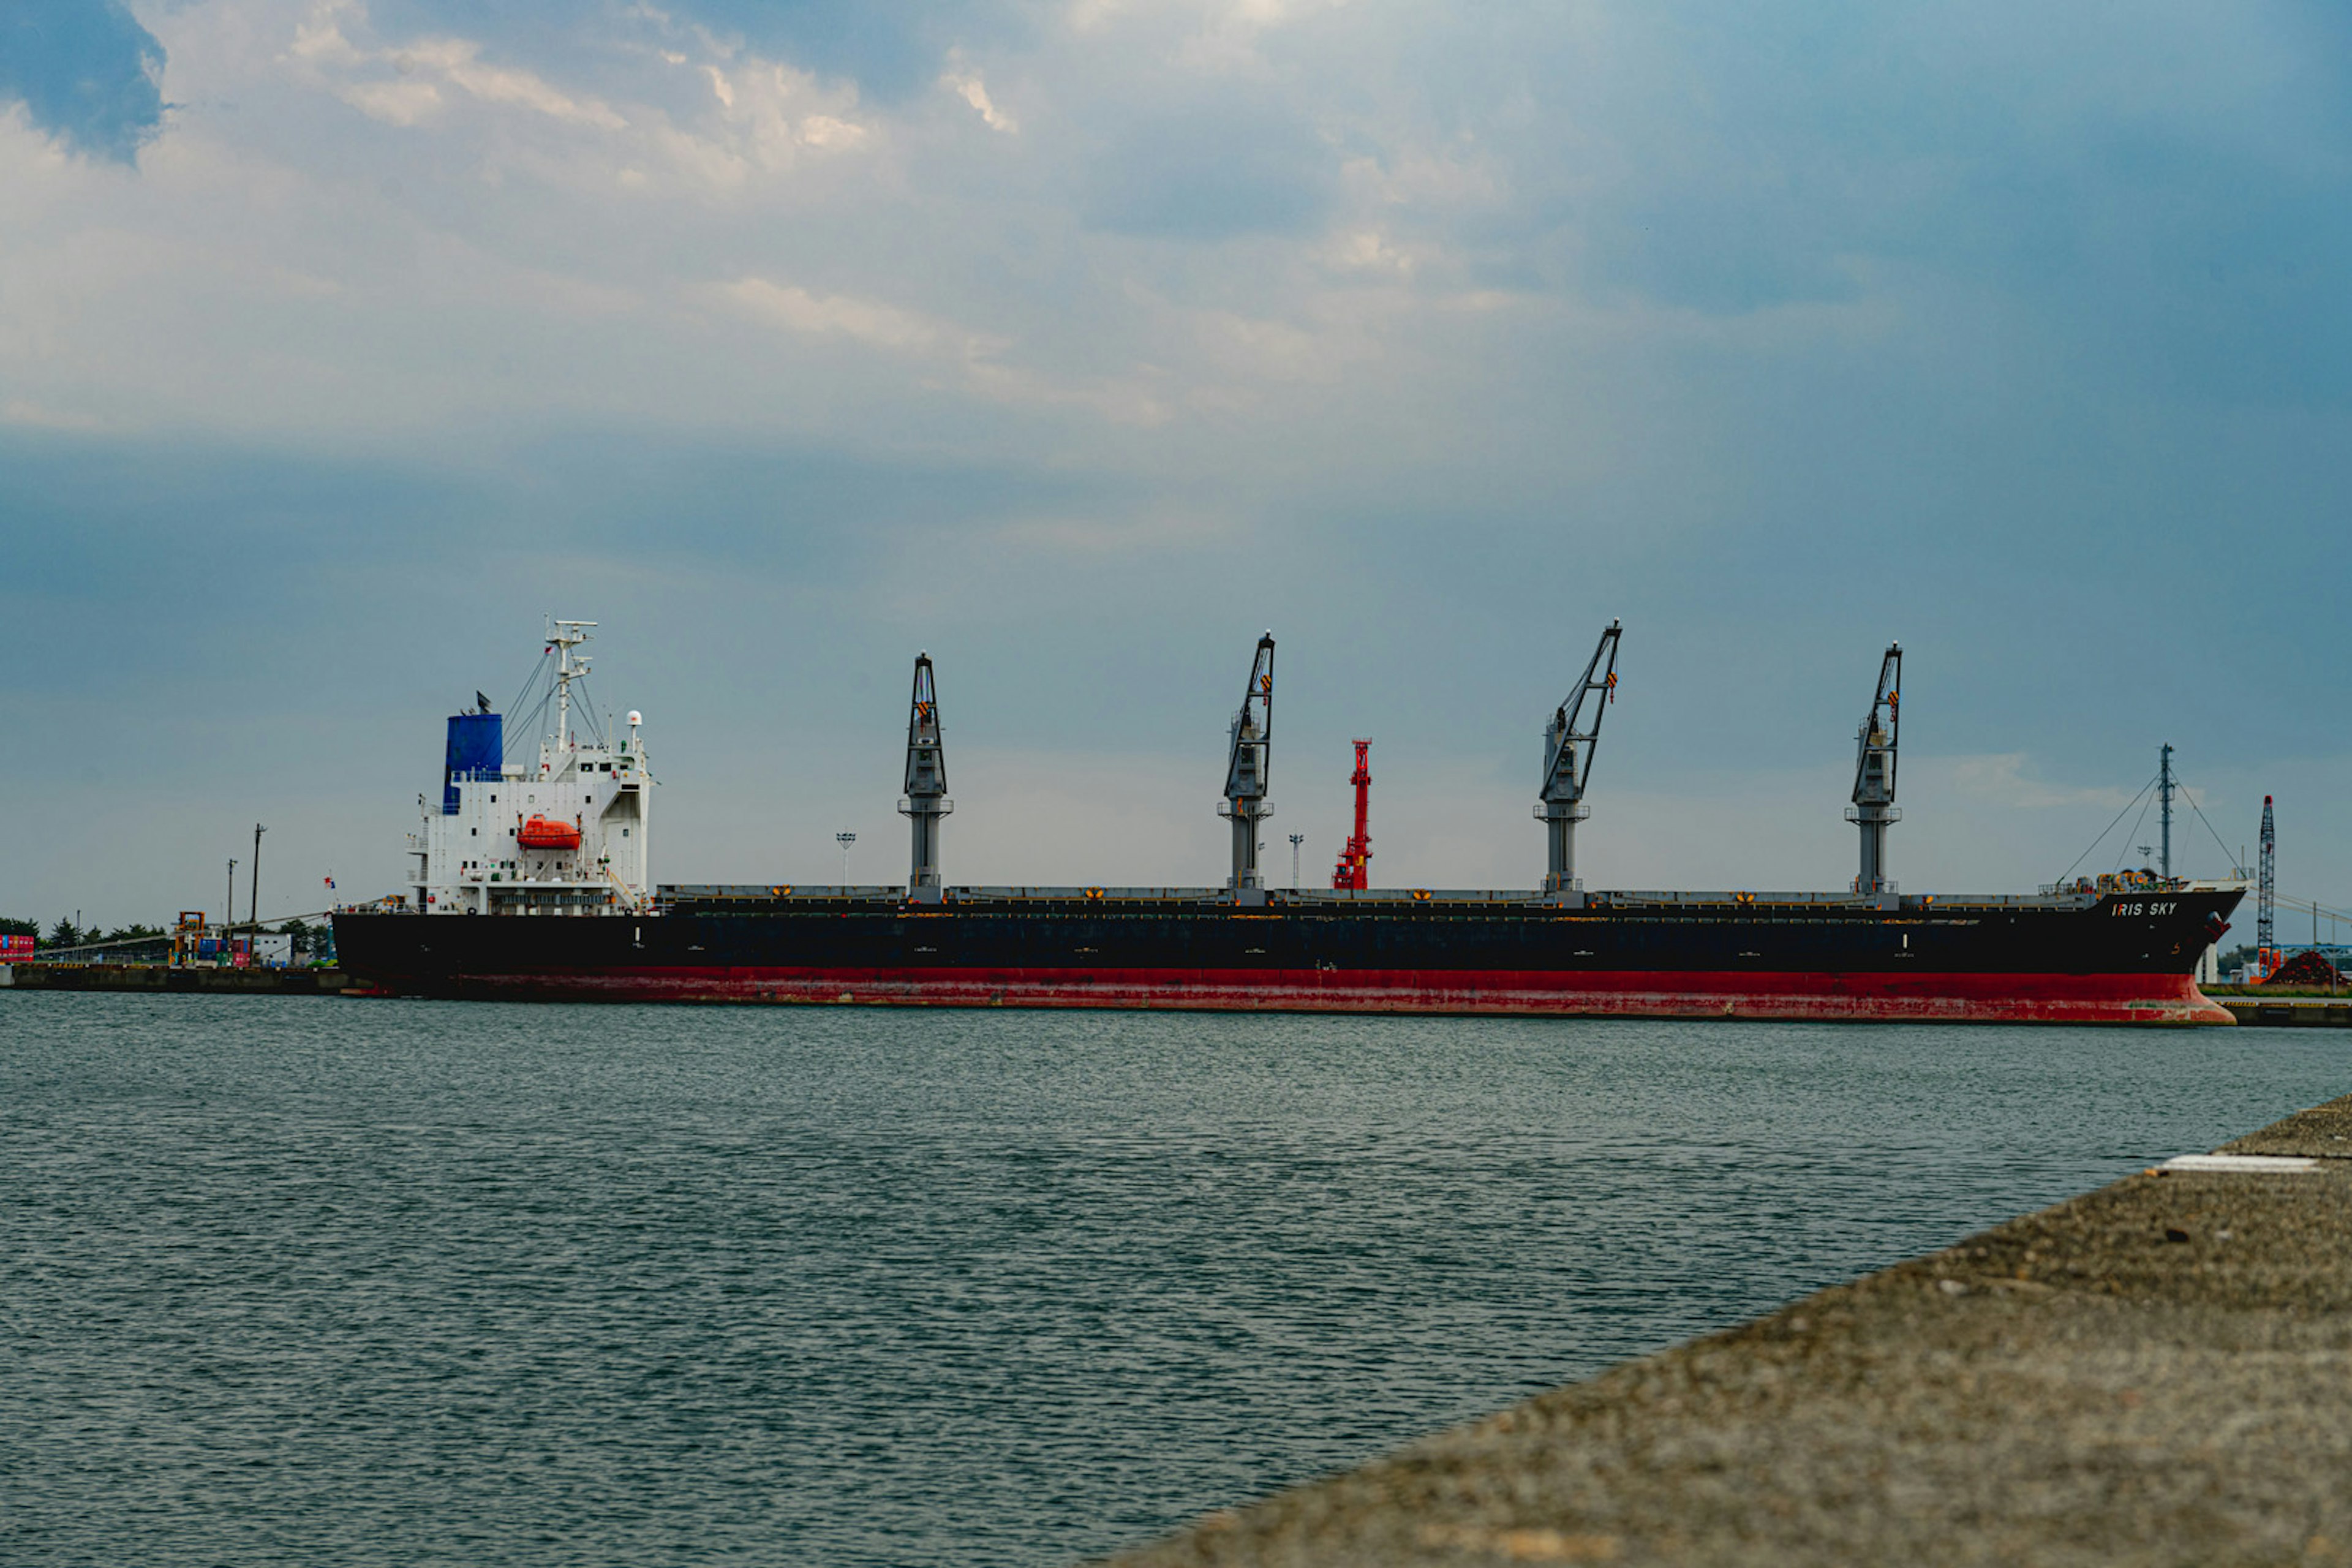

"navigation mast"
[2258,794,2277,973]
[545,618,597,766]
[1332,740,1372,890]
[2158,742,2174,880]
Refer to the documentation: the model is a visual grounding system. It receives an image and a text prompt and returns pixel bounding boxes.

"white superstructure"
[408,620,652,915]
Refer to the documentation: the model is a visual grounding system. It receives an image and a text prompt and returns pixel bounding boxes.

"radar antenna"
[1218,633,1276,900]
[899,653,952,900]
[1536,620,1621,895]
[1847,643,1902,895]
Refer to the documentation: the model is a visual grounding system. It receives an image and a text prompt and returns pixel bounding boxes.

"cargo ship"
[333,621,2242,1024]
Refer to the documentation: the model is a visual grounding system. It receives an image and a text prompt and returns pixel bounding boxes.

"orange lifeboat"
[518,814,582,851]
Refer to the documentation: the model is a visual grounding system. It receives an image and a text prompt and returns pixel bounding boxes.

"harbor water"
[4,994,2345,1566]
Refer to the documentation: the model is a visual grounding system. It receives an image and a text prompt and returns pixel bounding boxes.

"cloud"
[405,37,627,128]
[685,53,872,174]
[1080,91,1337,239]
[369,0,1031,103]
[710,275,962,354]
[941,58,1015,134]
[7,0,2352,926]
[285,7,627,130]
[1,399,105,431]
[1947,753,2147,813]
[0,0,167,164]
[704,276,1177,423]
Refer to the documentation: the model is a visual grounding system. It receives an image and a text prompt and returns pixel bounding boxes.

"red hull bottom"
[378,966,2236,1025]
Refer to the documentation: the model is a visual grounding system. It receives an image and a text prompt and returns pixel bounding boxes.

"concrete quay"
[1107,1095,2352,1567]
[2219,996,2352,1029]
[0,963,349,995]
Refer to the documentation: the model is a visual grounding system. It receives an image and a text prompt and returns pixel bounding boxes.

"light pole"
[1289,833,1303,888]
[225,859,236,945]
[837,831,857,885]
[251,824,267,932]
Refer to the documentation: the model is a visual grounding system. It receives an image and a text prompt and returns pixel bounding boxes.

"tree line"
[1,916,333,956]
[0,917,165,948]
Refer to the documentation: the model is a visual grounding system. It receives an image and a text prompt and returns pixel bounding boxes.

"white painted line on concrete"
[2162,1153,2320,1172]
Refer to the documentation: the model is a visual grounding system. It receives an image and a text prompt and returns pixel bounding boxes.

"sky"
[3,0,2350,930]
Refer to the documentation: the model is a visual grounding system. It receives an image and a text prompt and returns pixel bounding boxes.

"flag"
[324,875,336,891]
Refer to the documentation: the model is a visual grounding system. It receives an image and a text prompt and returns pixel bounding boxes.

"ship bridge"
[410,620,650,916]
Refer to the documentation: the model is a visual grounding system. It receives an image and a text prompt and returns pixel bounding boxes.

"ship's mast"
[1848,644,1902,895]
[1537,620,1621,895]
[1332,739,1372,890]
[546,619,596,766]
[899,653,952,900]
[2158,742,2174,880]
[2258,794,2277,972]
[1219,633,1276,901]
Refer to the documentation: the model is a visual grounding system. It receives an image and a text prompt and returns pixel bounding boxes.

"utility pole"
[1288,834,1303,888]
[251,824,266,932]
[837,831,856,885]
[2158,743,2173,880]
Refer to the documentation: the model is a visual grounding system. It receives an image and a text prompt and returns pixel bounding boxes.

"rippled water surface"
[3,993,2345,1566]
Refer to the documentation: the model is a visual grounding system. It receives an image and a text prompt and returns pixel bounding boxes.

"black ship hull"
[334,884,2241,1024]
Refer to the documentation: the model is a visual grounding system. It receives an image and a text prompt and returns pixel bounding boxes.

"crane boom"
[1847,643,1902,895]
[898,653,952,899]
[1536,620,1621,895]
[1218,633,1276,900]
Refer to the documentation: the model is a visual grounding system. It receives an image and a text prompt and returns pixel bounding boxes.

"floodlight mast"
[1218,633,1276,902]
[1847,644,1902,895]
[899,653,952,900]
[1536,620,1621,895]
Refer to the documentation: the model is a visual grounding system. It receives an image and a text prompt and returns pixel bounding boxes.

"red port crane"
[1332,739,1372,890]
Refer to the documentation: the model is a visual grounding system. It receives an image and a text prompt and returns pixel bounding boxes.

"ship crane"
[1218,633,1276,902]
[899,653,952,901]
[1847,644,1902,896]
[1536,620,1622,896]
[1332,740,1372,890]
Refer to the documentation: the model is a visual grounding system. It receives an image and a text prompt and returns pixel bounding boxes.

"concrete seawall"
[0,963,349,995]
[2220,996,2352,1028]
[1108,1095,2352,1567]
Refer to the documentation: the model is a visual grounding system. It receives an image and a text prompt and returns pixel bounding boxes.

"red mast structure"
[1332,739,1372,890]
